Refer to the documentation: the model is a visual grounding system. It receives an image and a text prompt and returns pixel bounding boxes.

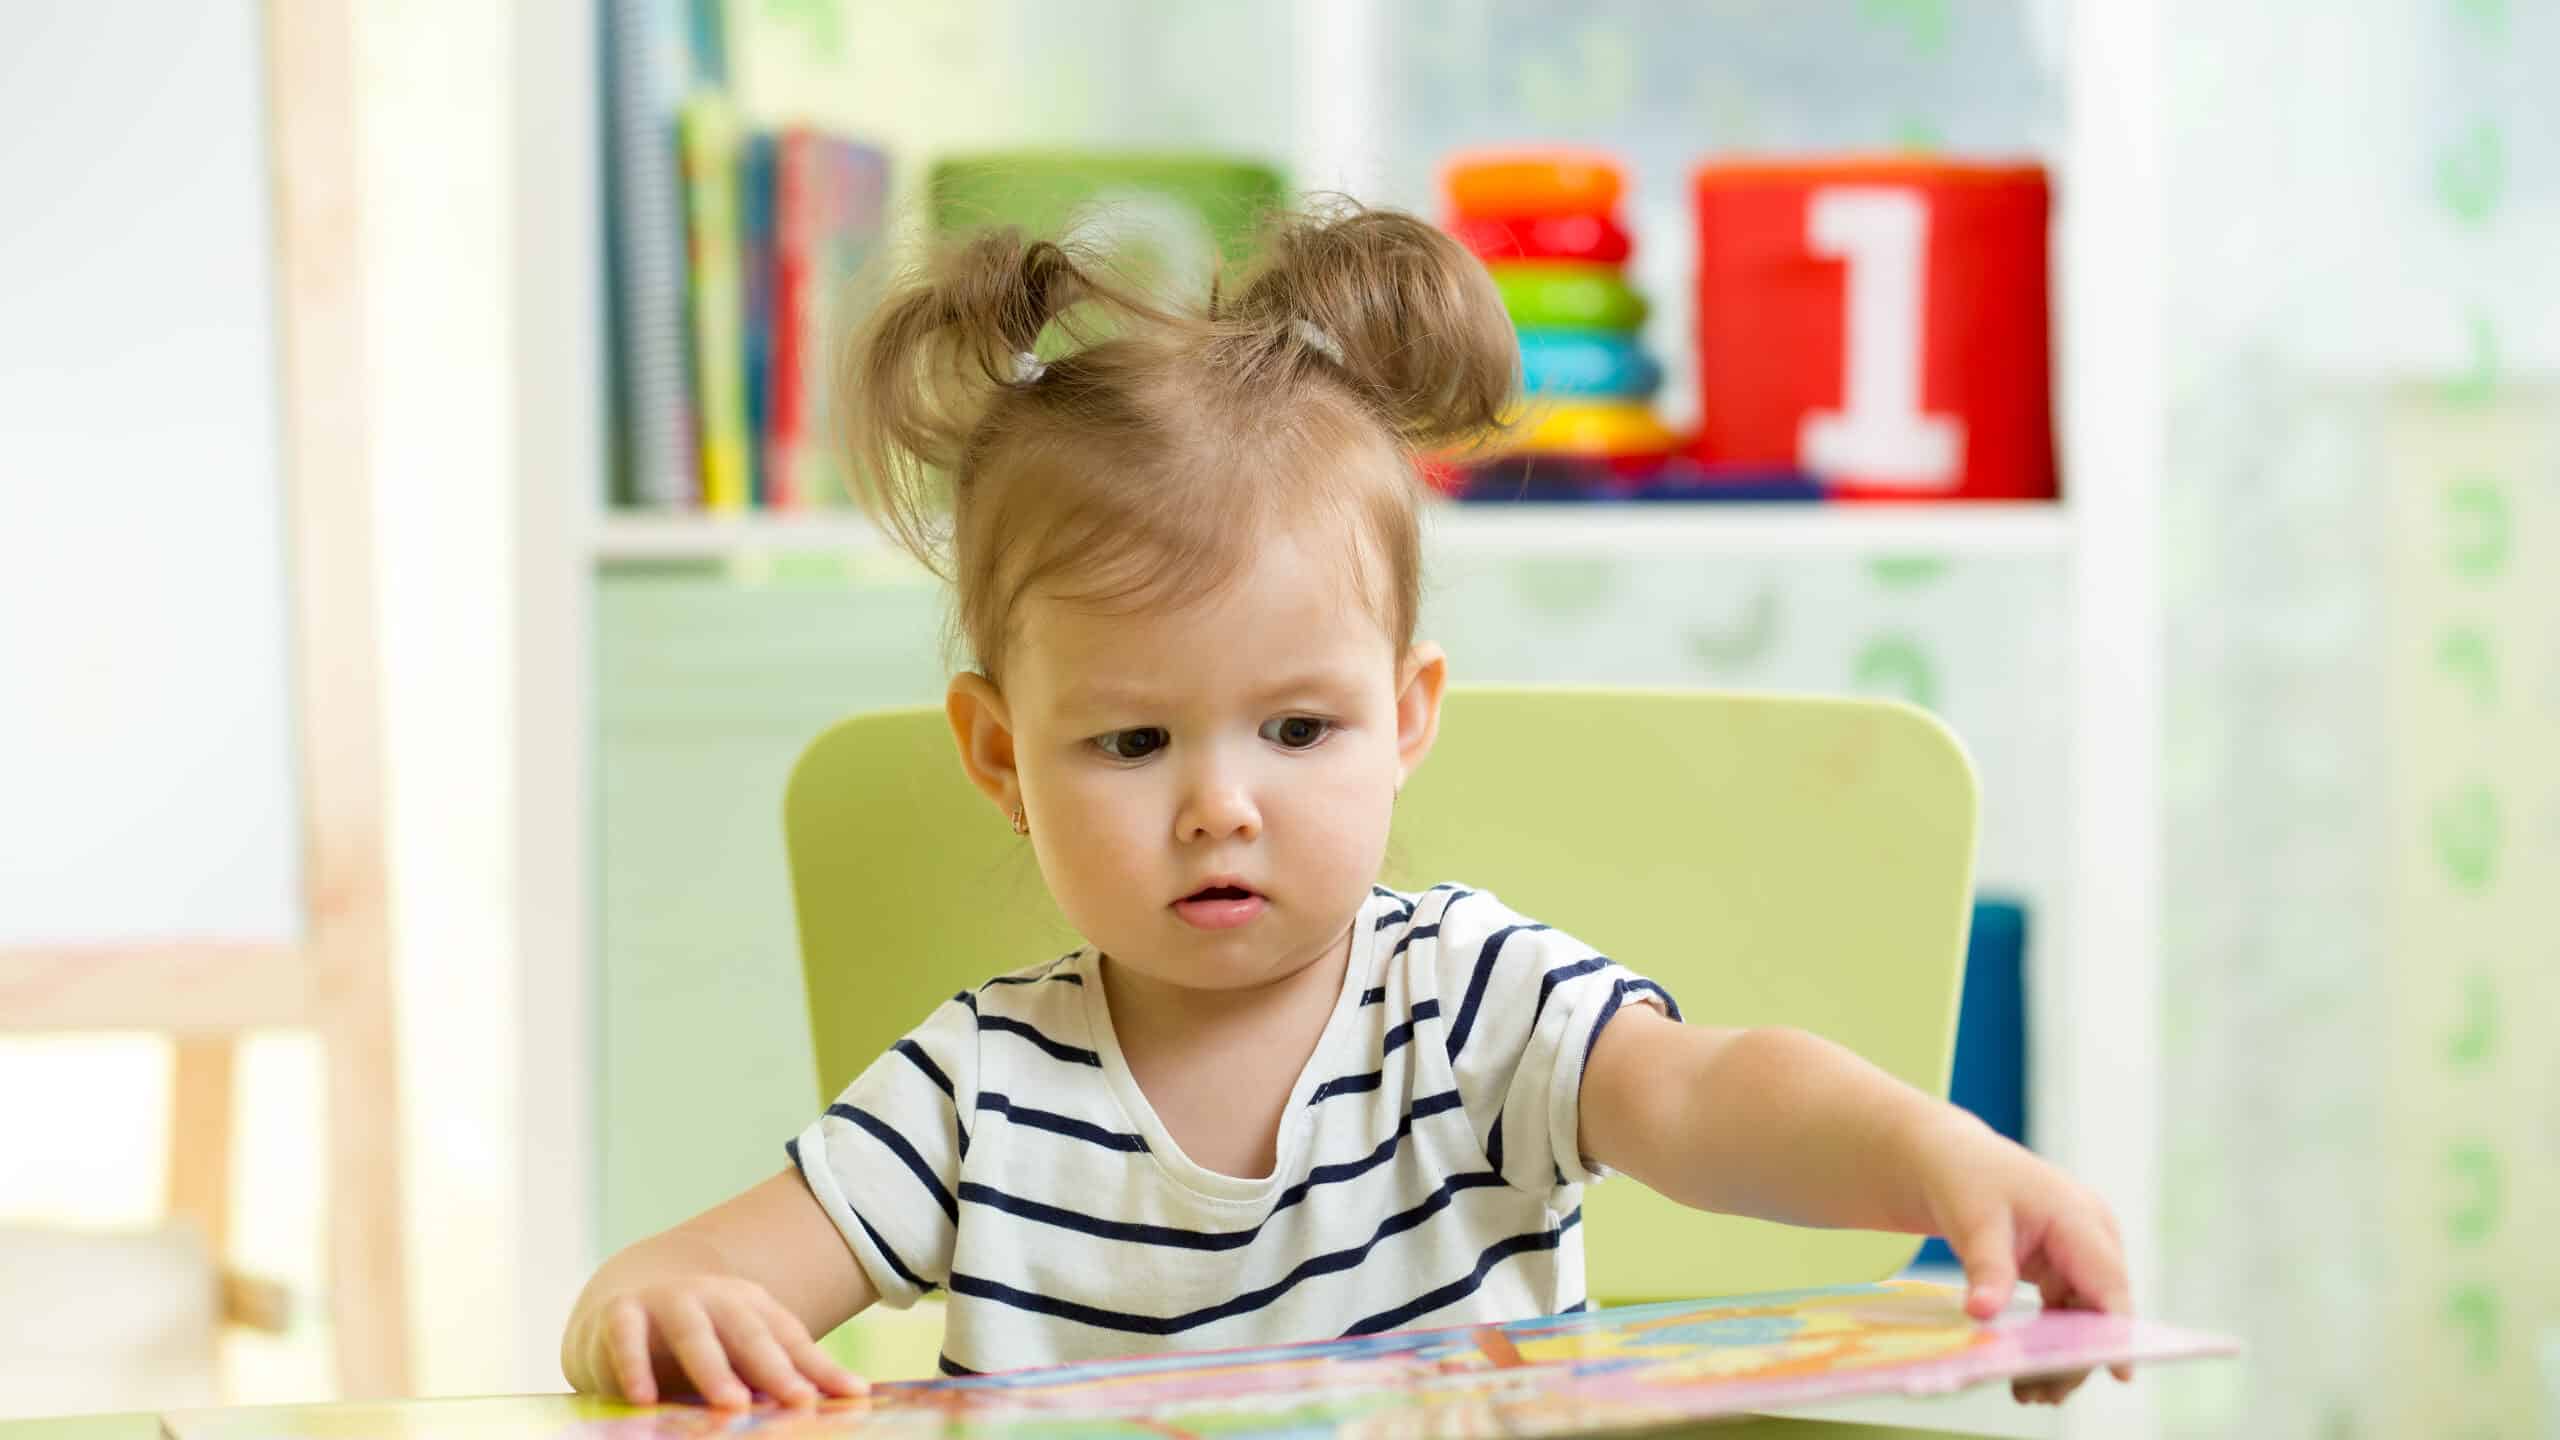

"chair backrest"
[784,688,1978,1303]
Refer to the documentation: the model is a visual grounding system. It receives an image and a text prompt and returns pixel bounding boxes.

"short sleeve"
[787,993,979,1308]
[1426,889,1681,1197]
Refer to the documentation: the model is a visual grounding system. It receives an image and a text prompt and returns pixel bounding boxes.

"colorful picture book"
[165,1281,2237,1439]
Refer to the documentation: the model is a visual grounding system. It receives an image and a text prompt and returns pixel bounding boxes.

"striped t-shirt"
[788,883,1680,1375]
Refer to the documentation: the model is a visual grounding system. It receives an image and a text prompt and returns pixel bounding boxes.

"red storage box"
[1691,159,2054,501]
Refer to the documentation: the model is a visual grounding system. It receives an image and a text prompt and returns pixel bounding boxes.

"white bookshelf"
[591,502,2074,564]
[510,4,2161,1433]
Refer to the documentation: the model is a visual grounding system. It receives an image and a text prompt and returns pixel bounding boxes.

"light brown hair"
[838,200,1518,679]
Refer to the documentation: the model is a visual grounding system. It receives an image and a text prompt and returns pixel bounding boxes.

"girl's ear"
[1393,642,1448,790]
[946,672,1021,814]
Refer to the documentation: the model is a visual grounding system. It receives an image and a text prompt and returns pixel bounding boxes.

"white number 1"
[1799,187,1964,489]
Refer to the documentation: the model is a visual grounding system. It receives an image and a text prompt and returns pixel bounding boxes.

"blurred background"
[1,1,2554,1437]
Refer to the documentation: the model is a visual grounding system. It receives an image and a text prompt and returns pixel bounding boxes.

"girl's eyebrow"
[1248,669,1363,704]
[1055,683,1161,717]
[1056,668,1362,718]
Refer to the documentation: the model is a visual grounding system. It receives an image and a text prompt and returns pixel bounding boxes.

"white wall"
[0,3,301,943]
[0,0,531,1403]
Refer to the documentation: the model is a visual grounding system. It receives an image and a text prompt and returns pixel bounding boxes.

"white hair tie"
[1292,318,1345,367]
[1011,350,1047,385]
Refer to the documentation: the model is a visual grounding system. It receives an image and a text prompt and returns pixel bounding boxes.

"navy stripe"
[796,1135,936,1295]
[853,1208,932,1294]
[1426,886,1478,919]
[1341,1209,1578,1336]
[951,989,978,1013]
[976,1092,1147,1152]
[937,1354,980,1377]
[947,1170,1509,1334]
[826,1103,958,1222]
[962,1091,1474,1250]
[960,1182,1257,1251]
[1369,881,1477,932]
[1444,922,1550,1061]
[1382,885,1475,935]
[1560,1299,1590,1314]
[954,1090,1471,1252]
[1579,982,1632,1082]
[984,966,1082,987]
[1578,976,1679,1079]
[1269,1090,1465,1215]
[962,1086,1474,1245]
[1387,923,1441,959]
[1310,998,1443,1105]
[1306,1068,1383,1105]
[1529,955,1611,1032]
[893,1040,955,1100]
[1359,986,1388,1007]
[977,1014,1102,1067]
[1621,976,1683,1023]
[885,1040,966,1170]
[1486,1103,1505,1174]
[1382,998,1440,1054]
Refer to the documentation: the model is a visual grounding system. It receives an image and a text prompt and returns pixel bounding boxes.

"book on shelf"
[603,16,889,515]
[678,94,751,512]
[769,132,888,509]
[740,129,778,507]
[600,0,701,508]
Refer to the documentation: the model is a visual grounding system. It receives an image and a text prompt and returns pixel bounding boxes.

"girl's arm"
[1579,1008,2129,1329]
[561,1168,876,1406]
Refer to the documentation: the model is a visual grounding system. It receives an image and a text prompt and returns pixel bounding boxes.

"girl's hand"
[563,1275,867,1408]
[1907,1109,2133,1406]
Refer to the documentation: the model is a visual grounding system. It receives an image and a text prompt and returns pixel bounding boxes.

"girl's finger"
[2023,1249,2083,1310]
[662,1296,752,1408]
[2047,1215,2130,1313]
[2037,1226,2135,1382]
[707,1293,817,1406]
[607,1299,659,1405]
[2012,1368,2091,1405]
[756,1293,868,1398]
[1954,1207,2018,1319]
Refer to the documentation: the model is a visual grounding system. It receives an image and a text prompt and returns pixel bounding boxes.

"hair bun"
[1226,202,1520,452]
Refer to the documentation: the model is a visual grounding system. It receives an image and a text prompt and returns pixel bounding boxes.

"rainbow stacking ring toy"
[1444,149,1679,469]
[1516,331,1662,398]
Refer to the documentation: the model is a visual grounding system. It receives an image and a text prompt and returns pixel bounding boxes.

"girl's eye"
[1261,715,1331,750]
[1095,727,1169,760]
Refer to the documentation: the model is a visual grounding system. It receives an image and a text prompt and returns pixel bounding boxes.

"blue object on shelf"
[1517,329,1663,398]
[1449,454,1825,502]
[1627,463,1826,502]
[1915,898,2029,1271]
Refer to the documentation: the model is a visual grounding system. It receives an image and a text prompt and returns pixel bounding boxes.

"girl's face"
[949,523,1445,996]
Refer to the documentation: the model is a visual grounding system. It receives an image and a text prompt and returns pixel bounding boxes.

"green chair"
[783,688,1978,1335]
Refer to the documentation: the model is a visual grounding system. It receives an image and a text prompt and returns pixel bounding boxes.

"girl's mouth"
[1173,884,1265,930]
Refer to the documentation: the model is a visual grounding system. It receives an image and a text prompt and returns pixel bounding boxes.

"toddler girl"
[562,203,2128,1409]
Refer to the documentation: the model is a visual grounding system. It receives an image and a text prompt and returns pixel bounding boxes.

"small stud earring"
[1010,805,1029,837]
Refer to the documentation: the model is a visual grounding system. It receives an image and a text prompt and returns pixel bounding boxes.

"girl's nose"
[1175,766,1261,844]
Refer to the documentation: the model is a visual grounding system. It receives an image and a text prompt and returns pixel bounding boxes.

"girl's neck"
[1098,921,1357,1050]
